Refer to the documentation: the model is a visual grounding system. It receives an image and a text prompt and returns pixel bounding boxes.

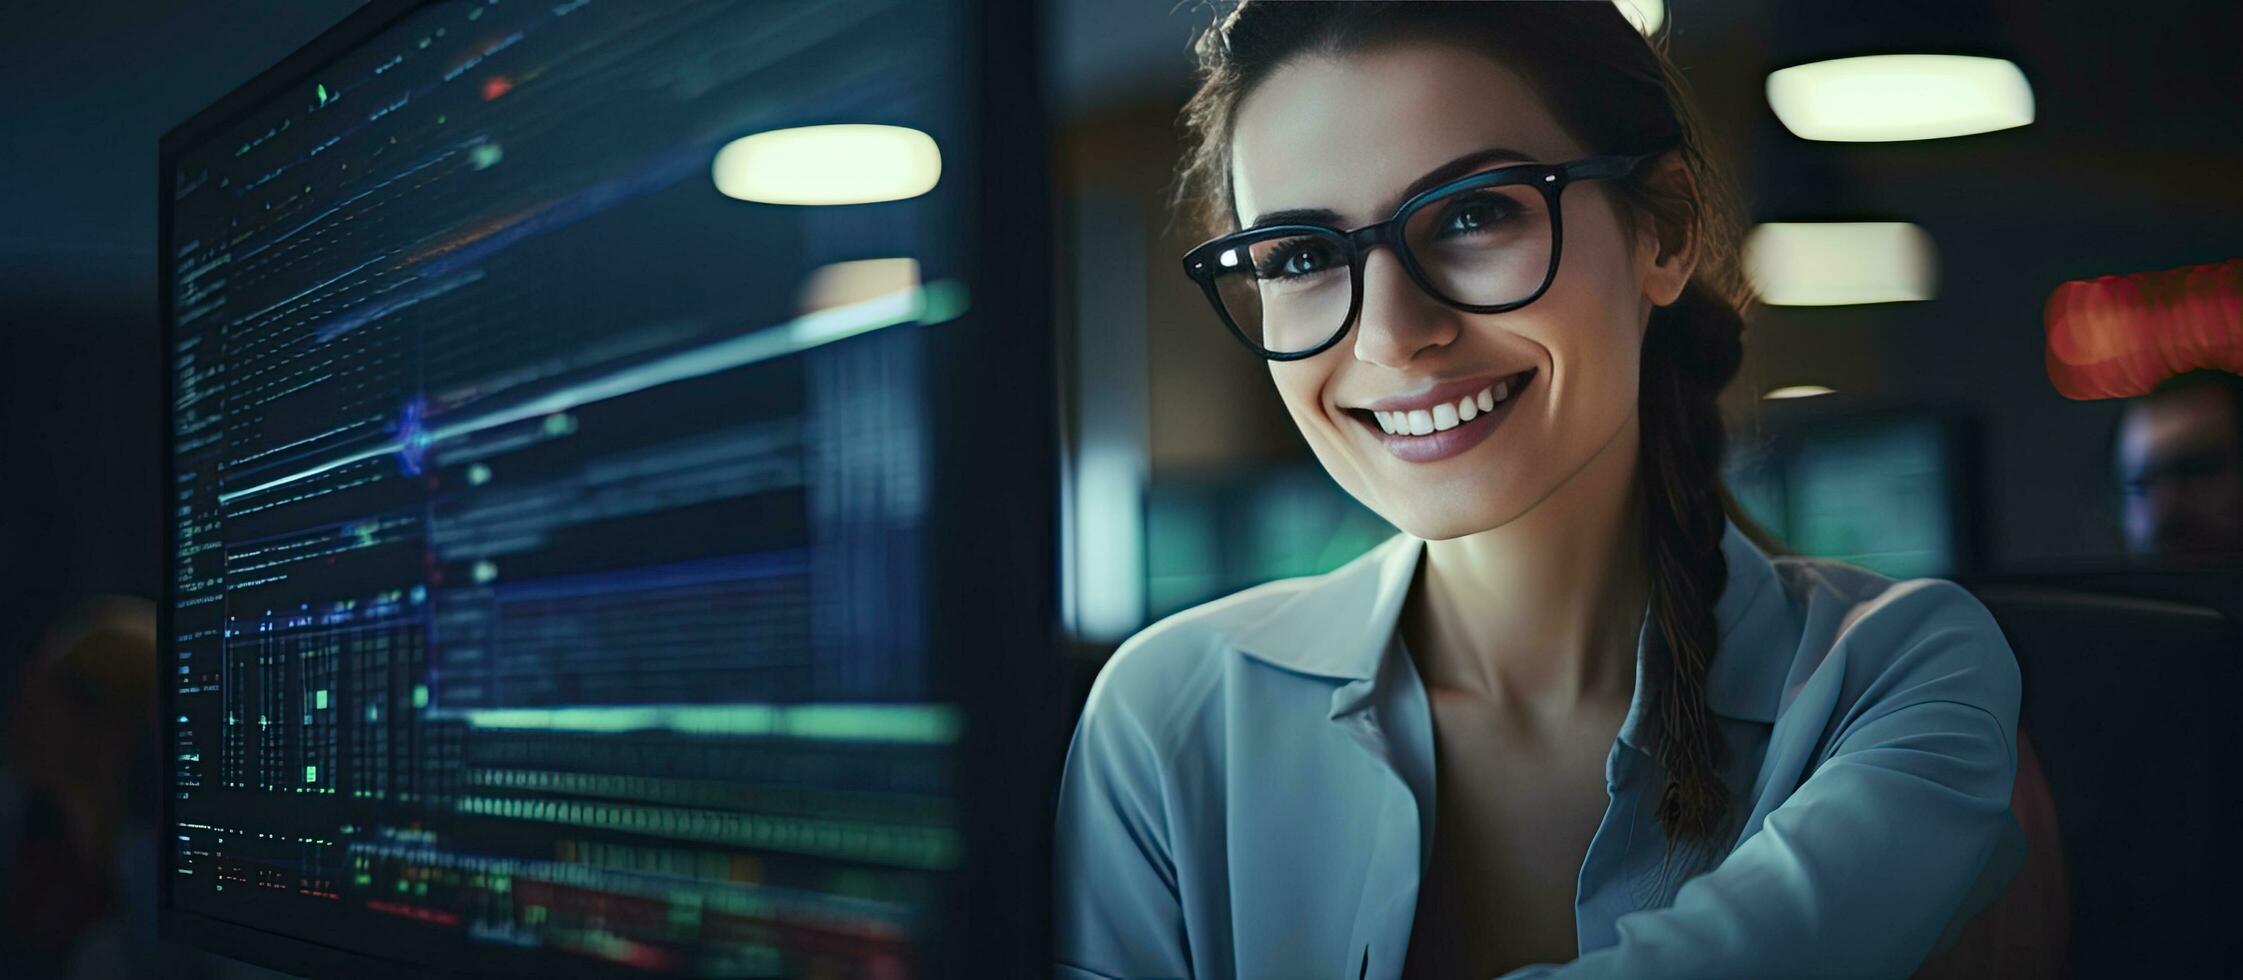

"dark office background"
[9,0,2242,691]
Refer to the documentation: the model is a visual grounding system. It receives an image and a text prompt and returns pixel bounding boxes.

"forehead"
[1228,41,1584,226]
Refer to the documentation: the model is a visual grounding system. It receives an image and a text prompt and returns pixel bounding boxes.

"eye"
[1436,192,1521,237]
[1257,238,1341,280]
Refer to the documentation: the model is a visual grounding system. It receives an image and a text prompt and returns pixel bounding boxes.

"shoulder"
[1770,556,2021,731]
[1774,556,2005,645]
[1074,575,1316,755]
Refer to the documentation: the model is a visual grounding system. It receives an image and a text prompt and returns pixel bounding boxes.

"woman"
[1054,3,2023,978]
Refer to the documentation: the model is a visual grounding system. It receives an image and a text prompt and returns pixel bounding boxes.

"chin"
[1360,483,1537,543]
[1305,432,1538,543]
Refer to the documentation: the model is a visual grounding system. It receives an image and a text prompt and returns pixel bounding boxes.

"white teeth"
[1372,380,1520,438]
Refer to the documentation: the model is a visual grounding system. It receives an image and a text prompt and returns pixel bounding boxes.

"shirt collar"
[1229,519,1791,724]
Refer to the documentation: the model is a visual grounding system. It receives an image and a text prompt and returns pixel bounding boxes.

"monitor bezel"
[154,0,1058,975]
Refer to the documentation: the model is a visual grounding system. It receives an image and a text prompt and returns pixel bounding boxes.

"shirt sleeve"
[1054,667,1193,980]
[1498,582,2024,980]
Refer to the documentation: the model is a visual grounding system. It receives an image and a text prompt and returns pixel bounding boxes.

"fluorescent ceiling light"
[712,124,942,205]
[1767,54,2033,142]
[1745,222,1937,306]
[1763,384,1837,400]
[1614,0,1664,35]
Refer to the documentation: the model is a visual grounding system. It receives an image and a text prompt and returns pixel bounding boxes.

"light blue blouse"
[1055,521,2023,979]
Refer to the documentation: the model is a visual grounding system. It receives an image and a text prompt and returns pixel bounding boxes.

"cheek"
[1534,256,1645,416]
[1268,359,1375,483]
[1267,361,1330,428]
[1553,211,1648,333]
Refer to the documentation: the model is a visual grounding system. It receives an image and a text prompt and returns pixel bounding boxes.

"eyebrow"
[1244,146,1540,230]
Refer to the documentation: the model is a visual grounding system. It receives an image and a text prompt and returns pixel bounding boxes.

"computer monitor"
[1143,464,1396,624]
[158,1,1056,975]
[1726,414,1979,579]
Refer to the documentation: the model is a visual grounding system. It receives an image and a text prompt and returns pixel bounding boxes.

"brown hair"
[1178,1,1750,843]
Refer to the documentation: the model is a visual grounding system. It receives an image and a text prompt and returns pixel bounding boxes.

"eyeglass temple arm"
[1561,148,1671,182]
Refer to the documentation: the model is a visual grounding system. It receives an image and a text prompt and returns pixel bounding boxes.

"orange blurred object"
[2044,259,2243,400]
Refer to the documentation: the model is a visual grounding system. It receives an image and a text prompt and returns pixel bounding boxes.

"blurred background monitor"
[1727,414,1980,579]
[1132,411,1980,629]
[1143,465,1394,623]
[158,0,1055,976]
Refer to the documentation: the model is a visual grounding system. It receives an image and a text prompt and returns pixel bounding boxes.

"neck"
[1403,412,1651,714]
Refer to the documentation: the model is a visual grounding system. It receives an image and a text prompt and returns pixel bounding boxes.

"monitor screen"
[160,1,1042,975]
[1143,465,1396,624]
[1727,416,1969,579]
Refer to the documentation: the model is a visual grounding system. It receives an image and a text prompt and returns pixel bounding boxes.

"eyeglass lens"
[1204,179,1554,356]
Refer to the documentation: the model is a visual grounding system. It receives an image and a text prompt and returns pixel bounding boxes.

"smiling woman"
[1056,3,2025,979]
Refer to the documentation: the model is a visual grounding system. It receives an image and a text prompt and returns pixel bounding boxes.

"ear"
[1635,150,1700,309]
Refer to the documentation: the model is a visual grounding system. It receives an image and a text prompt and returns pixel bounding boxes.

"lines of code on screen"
[167,2,967,975]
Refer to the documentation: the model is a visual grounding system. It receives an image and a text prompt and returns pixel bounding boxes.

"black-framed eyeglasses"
[1180,151,1659,360]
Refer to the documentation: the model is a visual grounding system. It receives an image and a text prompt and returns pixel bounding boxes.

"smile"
[1347,368,1535,464]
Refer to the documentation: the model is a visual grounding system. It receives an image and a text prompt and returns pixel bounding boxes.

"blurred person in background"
[2115,369,2243,564]
[0,596,164,978]
[1055,3,2026,978]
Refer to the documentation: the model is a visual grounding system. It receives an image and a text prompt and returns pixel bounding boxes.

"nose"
[1351,247,1457,368]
